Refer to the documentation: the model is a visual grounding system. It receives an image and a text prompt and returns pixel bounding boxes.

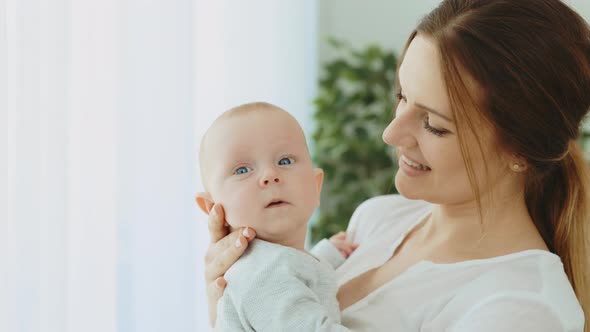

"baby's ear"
[314,168,324,196]
[195,192,215,215]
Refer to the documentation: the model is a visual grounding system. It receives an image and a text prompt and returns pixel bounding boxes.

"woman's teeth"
[401,155,431,171]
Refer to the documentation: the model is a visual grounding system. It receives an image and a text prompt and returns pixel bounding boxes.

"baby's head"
[196,102,323,246]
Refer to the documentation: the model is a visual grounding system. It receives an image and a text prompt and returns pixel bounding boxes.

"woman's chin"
[395,174,422,200]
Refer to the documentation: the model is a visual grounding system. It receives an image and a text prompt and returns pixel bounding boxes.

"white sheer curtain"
[1,0,317,331]
[2,0,197,331]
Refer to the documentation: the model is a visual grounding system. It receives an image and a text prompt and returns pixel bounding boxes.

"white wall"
[319,0,590,63]
[196,1,318,155]
[318,0,441,63]
[566,0,590,20]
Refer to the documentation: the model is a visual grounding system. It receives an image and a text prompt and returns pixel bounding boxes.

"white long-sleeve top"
[312,194,585,331]
[216,238,351,331]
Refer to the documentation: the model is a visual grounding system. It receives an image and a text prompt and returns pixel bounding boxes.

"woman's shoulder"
[347,194,431,243]
[432,251,584,331]
[480,252,582,317]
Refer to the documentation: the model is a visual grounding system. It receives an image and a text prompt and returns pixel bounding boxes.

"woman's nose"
[259,167,281,187]
[382,109,417,148]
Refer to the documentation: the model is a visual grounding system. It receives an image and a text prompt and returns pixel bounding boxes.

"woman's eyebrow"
[415,103,454,123]
[398,77,454,123]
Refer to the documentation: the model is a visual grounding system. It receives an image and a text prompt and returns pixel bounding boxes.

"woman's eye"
[278,157,294,166]
[234,166,252,175]
[423,115,448,137]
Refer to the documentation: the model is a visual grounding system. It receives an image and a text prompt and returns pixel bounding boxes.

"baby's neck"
[272,233,307,251]
[230,225,308,251]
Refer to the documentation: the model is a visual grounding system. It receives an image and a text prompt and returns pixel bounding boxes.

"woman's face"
[383,35,510,205]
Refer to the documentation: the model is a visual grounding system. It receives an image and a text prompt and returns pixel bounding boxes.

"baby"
[196,102,356,331]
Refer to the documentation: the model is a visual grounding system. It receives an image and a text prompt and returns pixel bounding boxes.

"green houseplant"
[310,40,399,244]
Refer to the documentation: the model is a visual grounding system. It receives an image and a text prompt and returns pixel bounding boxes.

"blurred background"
[3,1,590,331]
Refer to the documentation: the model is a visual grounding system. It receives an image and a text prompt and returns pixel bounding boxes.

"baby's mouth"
[265,199,288,208]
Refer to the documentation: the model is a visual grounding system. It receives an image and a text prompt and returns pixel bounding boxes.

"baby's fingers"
[342,242,360,256]
[330,231,347,241]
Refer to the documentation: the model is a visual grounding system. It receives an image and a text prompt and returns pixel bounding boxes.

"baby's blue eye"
[234,166,252,175]
[278,157,294,166]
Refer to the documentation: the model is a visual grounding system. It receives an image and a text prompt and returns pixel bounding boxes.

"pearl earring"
[512,164,521,171]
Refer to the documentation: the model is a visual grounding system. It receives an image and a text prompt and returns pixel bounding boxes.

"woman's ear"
[506,154,528,172]
[195,192,215,214]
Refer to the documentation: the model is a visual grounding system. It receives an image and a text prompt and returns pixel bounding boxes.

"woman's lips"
[400,154,431,171]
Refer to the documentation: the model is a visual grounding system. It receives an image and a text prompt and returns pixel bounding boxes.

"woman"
[201,0,589,330]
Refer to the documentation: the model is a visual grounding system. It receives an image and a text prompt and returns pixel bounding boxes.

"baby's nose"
[262,176,280,186]
[260,169,281,186]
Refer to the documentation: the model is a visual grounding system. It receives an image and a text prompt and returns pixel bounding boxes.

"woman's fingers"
[204,228,256,283]
[205,234,246,282]
[202,200,258,328]
[214,227,256,257]
[208,204,228,243]
[207,277,226,327]
[203,226,256,328]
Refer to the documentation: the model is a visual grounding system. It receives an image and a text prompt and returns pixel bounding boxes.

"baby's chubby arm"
[222,269,352,332]
[310,231,358,270]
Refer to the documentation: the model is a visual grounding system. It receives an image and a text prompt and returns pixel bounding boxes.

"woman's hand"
[329,231,359,258]
[204,204,256,327]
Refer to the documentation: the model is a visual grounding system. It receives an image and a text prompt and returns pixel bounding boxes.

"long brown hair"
[400,0,590,329]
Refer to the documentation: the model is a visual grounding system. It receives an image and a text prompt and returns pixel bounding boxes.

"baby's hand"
[329,231,359,258]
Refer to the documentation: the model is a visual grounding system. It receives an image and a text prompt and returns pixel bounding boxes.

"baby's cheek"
[221,188,258,228]
[301,180,321,209]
